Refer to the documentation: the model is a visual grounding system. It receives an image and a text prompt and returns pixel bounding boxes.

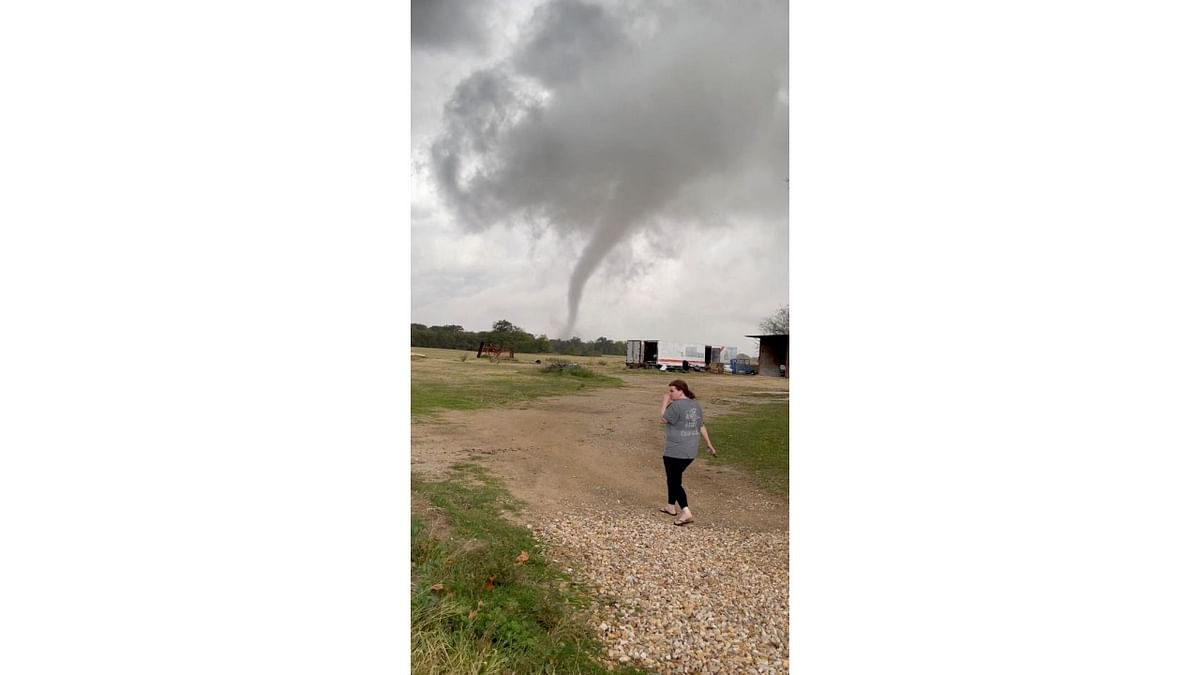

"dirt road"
[410,368,789,532]
[411,365,792,672]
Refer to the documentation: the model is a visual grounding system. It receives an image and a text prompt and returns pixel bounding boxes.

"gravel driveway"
[536,508,789,674]
[413,365,791,672]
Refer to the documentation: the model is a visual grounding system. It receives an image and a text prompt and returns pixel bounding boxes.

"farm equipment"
[477,342,515,359]
[729,358,758,375]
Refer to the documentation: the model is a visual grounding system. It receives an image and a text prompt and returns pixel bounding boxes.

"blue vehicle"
[729,358,758,375]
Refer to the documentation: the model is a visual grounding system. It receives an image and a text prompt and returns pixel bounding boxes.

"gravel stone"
[536,508,788,674]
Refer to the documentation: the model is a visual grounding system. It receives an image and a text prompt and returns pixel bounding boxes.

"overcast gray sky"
[411,0,788,354]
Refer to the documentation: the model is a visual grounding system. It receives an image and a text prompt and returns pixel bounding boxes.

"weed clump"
[539,359,600,378]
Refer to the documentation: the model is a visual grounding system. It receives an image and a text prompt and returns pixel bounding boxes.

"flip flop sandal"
[673,518,694,526]
[658,507,677,515]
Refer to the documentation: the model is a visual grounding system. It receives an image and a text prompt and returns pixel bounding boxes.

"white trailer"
[625,340,648,367]
[710,343,739,365]
[655,341,706,370]
[626,339,660,368]
[625,339,707,371]
[695,345,737,372]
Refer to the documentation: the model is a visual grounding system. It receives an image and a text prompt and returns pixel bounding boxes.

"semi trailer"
[625,340,735,371]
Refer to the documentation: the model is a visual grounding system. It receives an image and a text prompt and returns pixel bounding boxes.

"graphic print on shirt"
[682,407,700,436]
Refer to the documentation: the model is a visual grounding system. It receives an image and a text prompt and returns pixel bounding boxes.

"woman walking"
[658,379,717,526]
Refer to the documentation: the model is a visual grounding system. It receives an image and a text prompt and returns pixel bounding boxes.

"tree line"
[411,320,627,357]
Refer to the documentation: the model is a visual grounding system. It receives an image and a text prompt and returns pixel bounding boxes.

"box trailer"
[625,339,707,371]
[626,339,651,367]
[711,345,737,365]
[656,341,706,370]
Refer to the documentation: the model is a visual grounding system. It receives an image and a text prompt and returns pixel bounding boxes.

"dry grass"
[411,347,627,372]
[410,349,624,418]
[411,600,504,675]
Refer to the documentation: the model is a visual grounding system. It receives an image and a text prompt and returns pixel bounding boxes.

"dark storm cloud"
[411,0,492,52]
[511,0,629,86]
[430,0,788,336]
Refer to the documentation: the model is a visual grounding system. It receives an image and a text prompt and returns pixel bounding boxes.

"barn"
[745,334,789,377]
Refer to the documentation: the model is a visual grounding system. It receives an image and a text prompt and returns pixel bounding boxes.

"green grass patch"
[411,464,644,675]
[706,401,789,494]
[412,367,623,418]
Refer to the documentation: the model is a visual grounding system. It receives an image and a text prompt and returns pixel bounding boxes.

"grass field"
[410,347,627,370]
[411,348,625,417]
[411,464,644,675]
[706,400,789,494]
[410,348,788,670]
[411,350,638,672]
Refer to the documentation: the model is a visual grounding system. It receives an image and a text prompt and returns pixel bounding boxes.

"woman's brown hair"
[669,379,696,399]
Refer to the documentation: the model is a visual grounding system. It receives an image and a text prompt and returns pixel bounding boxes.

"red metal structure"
[476,342,515,359]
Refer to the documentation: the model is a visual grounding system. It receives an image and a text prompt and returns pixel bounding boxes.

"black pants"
[663,456,695,509]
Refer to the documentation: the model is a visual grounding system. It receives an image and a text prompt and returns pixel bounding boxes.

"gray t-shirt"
[663,399,704,459]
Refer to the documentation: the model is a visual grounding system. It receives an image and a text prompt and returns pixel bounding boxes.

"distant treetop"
[759,305,789,335]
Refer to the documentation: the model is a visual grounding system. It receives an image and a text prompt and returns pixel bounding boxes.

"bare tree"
[759,305,789,334]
